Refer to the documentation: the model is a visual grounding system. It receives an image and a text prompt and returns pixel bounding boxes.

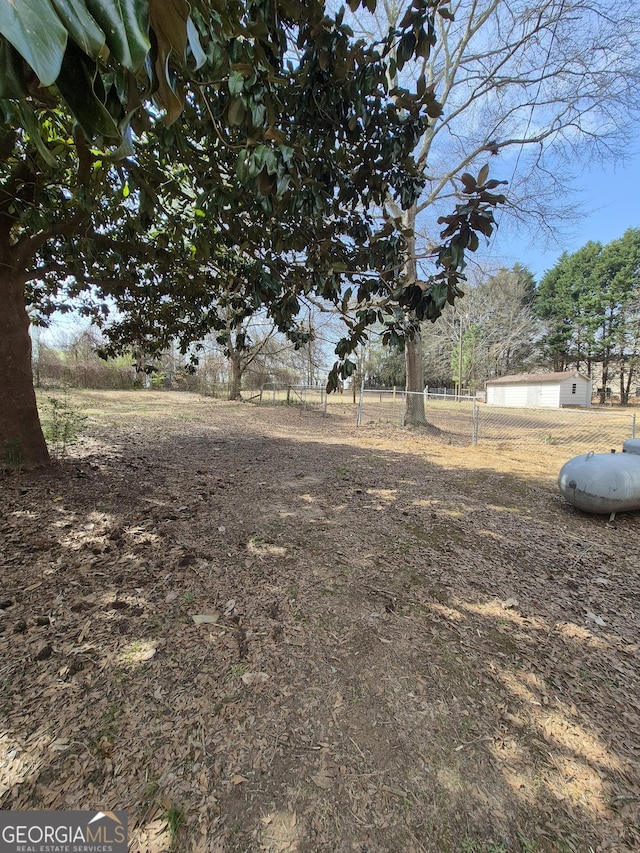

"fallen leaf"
[585,610,605,626]
[503,712,525,729]
[139,647,156,661]
[310,770,333,789]
[502,597,519,609]
[34,642,53,661]
[241,671,269,686]
[230,774,248,785]
[192,614,220,625]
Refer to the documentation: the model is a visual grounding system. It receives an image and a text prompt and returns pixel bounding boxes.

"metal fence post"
[356,379,364,426]
[633,412,637,439]
[472,399,479,445]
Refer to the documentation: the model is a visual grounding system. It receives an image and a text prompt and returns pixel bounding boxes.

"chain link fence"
[241,383,636,451]
[246,383,329,412]
[356,389,636,449]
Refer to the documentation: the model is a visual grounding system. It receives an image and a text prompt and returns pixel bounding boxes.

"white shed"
[485,371,592,408]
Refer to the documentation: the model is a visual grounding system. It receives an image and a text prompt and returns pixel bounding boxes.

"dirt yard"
[1,390,639,852]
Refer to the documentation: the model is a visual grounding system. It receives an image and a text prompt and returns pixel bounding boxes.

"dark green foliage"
[536,229,640,401]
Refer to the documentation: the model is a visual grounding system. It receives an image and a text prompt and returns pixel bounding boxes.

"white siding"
[487,385,528,406]
[539,383,560,407]
[559,377,591,407]
[487,382,559,407]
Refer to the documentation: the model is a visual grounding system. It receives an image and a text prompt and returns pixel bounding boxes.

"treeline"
[364,228,640,403]
[34,323,328,398]
[537,228,640,403]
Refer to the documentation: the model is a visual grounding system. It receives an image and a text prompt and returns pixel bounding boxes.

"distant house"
[485,371,592,408]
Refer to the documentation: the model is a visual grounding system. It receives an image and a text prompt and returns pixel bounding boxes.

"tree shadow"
[1,408,639,851]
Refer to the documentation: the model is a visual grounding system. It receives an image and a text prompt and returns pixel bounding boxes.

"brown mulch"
[1,390,639,853]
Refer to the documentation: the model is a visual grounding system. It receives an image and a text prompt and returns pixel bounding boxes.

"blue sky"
[489,144,640,281]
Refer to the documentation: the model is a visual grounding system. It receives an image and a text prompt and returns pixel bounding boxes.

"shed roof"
[486,370,588,386]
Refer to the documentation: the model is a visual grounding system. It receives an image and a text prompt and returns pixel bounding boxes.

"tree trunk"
[229,351,243,400]
[0,272,50,467]
[624,363,634,405]
[620,357,634,405]
[404,331,427,426]
[599,364,609,405]
[402,226,427,427]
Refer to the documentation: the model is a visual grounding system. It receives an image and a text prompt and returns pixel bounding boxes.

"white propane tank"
[622,438,640,455]
[558,450,640,514]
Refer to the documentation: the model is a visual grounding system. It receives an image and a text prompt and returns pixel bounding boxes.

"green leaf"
[84,0,150,72]
[51,0,107,61]
[228,98,246,126]
[15,102,56,166]
[0,0,67,86]
[0,38,28,99]
[55,42,120,139]
[109,118,135,158]
[228,70,244,96]
[343,358,356,377]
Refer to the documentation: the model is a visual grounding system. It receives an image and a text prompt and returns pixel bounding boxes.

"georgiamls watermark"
[0,811,127,853]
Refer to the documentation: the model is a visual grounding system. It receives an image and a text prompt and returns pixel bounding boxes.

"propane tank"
[558,450,640,514]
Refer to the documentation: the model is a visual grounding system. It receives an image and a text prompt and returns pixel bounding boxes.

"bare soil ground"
[1,390,639,853]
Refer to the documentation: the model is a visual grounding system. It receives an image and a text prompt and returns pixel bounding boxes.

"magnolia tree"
[0,0,503,466]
